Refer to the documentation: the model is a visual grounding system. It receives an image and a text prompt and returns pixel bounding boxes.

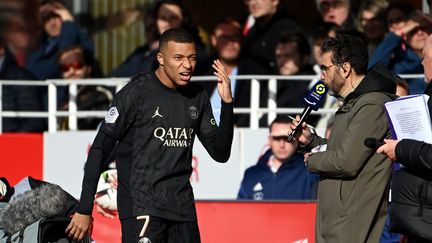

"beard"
[327,71,345,97]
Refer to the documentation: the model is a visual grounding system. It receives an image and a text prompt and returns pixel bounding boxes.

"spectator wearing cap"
[237,116,318,200]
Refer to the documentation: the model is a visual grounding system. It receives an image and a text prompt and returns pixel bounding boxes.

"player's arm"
[198,60,234,162]
[66,130,116,240]
[66,83,137,240]
[78,130,117,214]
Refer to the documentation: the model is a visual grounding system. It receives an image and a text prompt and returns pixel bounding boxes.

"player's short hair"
[159,28,195,52]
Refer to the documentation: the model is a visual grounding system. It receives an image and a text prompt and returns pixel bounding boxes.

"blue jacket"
[369,32,426,94]
[26,21,94,80]
[237,149,319,200]
[26,21,94,109]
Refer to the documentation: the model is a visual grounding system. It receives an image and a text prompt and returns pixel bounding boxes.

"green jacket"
[307,63,397,243]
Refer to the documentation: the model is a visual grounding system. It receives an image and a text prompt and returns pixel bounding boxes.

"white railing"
[0,74,425,133]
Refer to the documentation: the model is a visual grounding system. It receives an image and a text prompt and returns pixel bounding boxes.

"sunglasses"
[271,135,289,142]
[60,62,84,72]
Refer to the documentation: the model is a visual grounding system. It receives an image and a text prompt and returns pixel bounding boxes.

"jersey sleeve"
[198,93,234,162]
[77,130,116,215]
[99,85,137,140]
[77,84,137,215]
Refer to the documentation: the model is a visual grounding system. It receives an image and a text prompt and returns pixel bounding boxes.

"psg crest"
[188,106,199,119]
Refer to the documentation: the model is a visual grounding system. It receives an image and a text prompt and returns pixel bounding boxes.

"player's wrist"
[222,97,233,103]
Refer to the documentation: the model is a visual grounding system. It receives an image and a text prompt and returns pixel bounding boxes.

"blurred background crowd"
[0,0,431,132]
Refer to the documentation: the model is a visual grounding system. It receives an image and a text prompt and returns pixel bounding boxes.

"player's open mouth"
[180,72,191,81]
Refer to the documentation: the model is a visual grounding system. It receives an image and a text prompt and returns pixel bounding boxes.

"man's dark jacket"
[0,49,45,132]
[391,81,432,242]
[241,10,301,73]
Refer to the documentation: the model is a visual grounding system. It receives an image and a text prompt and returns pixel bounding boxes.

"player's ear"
[157,52,164,66]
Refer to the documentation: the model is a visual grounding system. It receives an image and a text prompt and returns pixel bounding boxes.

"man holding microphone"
[291,34,396,242]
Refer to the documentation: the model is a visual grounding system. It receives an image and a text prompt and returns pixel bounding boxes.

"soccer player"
[66,28,234,243]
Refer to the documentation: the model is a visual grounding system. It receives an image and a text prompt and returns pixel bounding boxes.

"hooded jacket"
[237,149,319,200]
[306,63,396,243]
[390,81,432,242]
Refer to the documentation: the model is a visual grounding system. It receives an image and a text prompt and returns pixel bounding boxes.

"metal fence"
[0,74,426,133]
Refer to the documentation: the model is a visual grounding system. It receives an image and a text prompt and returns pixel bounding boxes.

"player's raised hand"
[212,59,233,103]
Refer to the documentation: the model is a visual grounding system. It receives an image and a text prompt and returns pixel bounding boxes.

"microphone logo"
[303,80,329,111]
[316,83,327,94]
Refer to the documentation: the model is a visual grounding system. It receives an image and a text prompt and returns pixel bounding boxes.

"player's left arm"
[197,60,234,162]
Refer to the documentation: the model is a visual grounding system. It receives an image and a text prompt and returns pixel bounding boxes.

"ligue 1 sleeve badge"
[105,106,119,123]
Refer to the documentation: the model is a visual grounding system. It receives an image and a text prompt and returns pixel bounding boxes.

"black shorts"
[120,215,201,243]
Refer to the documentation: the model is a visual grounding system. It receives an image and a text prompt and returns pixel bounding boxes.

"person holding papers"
[377,34,432,243]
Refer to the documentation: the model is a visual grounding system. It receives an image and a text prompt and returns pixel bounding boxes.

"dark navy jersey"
[78,72,234,221]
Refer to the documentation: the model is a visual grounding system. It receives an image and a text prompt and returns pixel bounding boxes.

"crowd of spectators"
[2,1,432,242]
[0,0,431,132]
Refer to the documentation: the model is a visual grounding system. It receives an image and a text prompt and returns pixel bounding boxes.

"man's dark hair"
[269,116,292,132]
[321,34,368,75]
[311,22,339,41]
[385,2,414,20]
[277,32,310,57]
[159,27,195,51]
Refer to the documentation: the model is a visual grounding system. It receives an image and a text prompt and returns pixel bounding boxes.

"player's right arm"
[66,130,117,240]
[66,81,138,240]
